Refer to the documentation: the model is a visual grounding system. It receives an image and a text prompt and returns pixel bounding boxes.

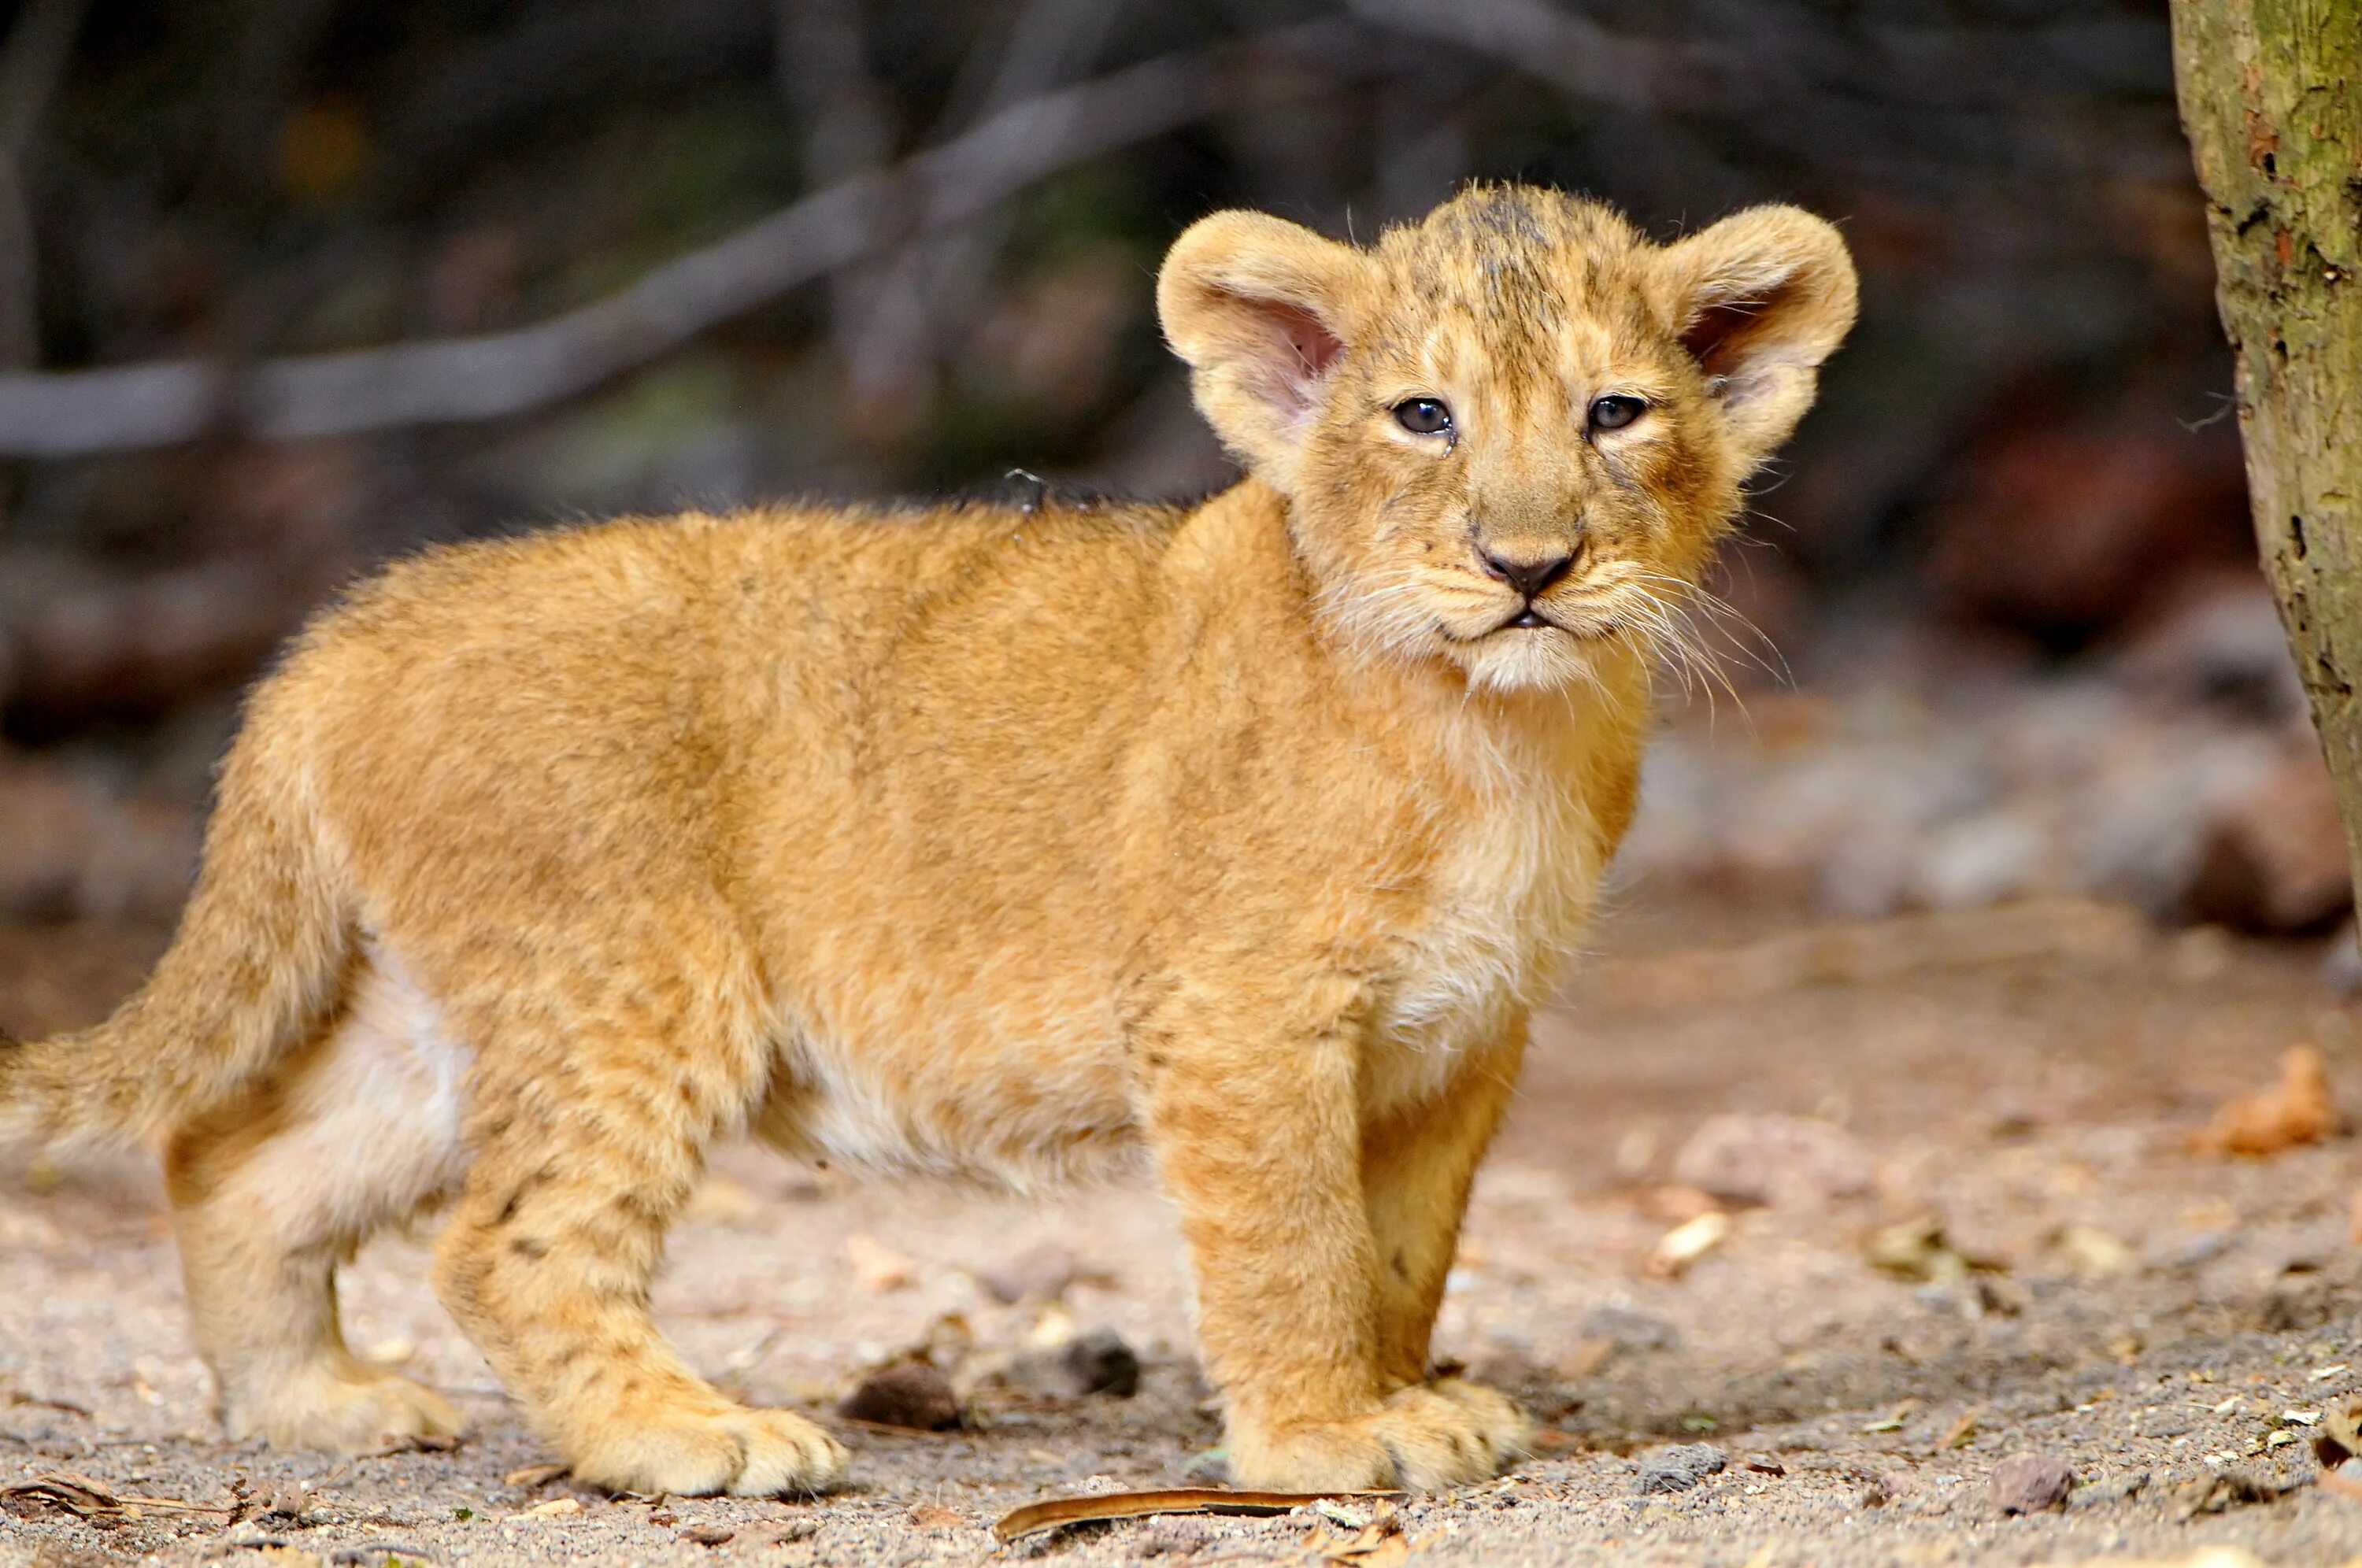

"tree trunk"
[2169,0,2362,915]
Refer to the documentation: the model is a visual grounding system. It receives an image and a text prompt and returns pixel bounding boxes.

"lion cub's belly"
[311,946,1142,1198]
[753,1008,1148,1193]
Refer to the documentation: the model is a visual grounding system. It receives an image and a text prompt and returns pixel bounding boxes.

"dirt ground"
[6,887,2362,1568]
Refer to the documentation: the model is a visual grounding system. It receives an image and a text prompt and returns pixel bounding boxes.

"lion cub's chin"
[1448,623,1619,697]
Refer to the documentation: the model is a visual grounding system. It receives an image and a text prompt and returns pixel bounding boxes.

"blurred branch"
[776,0,894,183]
[0,159,33,372]
[1345,0,2170,124]
[775,0,898,383]
[198,0,341,199]
[0,0,88,156]
[0,22,1351,457]
[1345,0,1686,112]
[0,0,91,372]
[383,0,772,183]
[839,0,1131,411]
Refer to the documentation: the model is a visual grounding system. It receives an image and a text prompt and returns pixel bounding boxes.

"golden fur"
[0,185,1854,1495]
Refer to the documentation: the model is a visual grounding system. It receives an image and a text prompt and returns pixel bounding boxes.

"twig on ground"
[0,1469,236,1520]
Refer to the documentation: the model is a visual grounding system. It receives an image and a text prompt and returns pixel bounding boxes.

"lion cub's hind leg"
[424,929,846,1499]
[165,951,469,1454]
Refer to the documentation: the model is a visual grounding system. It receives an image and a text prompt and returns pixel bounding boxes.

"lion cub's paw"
[231,1368,466,1456]
[1230,1381,1529,1493]
[568,1407,847,1497]
[1424,1378,1533,1467]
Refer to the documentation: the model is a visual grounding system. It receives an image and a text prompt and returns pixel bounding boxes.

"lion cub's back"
[264,499,1184,891]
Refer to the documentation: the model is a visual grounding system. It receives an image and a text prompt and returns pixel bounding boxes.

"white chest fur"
[1367,727,1607,1110]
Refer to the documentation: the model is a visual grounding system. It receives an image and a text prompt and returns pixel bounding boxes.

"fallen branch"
[993,1487,1405,1544]
[0,20,1350,457]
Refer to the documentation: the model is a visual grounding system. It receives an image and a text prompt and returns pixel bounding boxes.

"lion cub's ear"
[1157,212,1368,495]
[1657,206,1859,470]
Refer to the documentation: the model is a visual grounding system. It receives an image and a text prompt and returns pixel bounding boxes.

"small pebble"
[2068,1470,2150,1511]
[1182,1446,1231,1485]
[1007,1326,1142,1400]
[839,1361,962,1430]
[1138,1518,1210,1556]
[982,1241,1081,1305]
[738,1522,818,1549]
[1671,1113,1874,1208]
[1989,1453,2075,1514]
[1579,1307,1679,1352]
[2171,1467,2280,1518]
[1635,1442,1727,1494]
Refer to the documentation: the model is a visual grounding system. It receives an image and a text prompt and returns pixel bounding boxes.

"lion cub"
[1,185,1853,1496]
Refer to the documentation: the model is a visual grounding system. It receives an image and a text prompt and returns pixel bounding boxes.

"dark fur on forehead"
[1379,190,1653,338]
[1366,185,1651,385]
[1383,186,1642,290]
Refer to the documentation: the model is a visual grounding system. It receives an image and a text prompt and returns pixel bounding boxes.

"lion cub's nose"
[1479,546,1575,601]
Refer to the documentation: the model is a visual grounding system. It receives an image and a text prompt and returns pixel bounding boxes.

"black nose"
[1479,547,1575,601]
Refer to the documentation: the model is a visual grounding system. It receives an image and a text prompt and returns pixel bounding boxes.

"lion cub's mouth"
[1436,610,1613,645]
[1490,608,1611,640]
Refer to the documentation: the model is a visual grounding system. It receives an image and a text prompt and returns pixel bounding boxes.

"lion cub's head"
[1157,185,1856,693]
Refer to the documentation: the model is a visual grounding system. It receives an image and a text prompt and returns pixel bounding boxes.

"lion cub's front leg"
[1363,1026,1527,1392]
[1142,999,1524,1492]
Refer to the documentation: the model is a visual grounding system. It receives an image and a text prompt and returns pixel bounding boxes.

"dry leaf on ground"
[992,1487,1403,1542]
[2194,1044,2338,1156]
[846,1232,914,1290]
[1868,1216,1970,1283]
[2057,1224,2137,1278]
[684,1175,761,1226]
[2312,1392,2362,1468]
[1311,1500,1426,1565]
[501,1463,568,1488]
[1646,1210,1730,1279]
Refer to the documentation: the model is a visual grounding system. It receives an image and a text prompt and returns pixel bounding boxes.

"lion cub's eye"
[1588,394,1647,432]
[1393,398,1453,437]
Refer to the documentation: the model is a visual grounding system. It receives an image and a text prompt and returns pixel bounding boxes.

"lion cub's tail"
[0,740,347,1151]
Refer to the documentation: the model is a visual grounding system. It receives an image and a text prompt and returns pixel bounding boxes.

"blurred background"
[0,0,2338,961]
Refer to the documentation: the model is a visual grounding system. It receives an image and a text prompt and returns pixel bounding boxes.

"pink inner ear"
[1681,275,1801,386]
[1681,298,1764,381]
[1261,298,1343,382]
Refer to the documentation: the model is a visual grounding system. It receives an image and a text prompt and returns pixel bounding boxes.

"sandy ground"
[6,893,2362,1567]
